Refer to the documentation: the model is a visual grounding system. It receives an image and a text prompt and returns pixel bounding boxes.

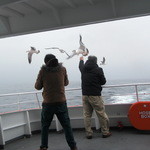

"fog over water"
[0,15,150,94]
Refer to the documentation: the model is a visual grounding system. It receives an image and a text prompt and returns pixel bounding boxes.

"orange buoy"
[128,101,150,130]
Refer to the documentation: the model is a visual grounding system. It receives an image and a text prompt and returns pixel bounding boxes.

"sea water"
[0,79,150,113]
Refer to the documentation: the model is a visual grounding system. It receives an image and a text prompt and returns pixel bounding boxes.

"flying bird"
[45,47,70,57]
[78,35,89,56]
[66,50,77,59]
[67,35,89,59]
[45,35,89,60]
[100,57,106,65]
[26,47,40,64]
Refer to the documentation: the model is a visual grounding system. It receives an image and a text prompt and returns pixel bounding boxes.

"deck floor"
[4,128,150,150]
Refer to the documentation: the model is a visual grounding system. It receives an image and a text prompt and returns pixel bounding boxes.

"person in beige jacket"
[35,54,77,150]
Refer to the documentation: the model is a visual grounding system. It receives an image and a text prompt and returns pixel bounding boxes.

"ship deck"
[4,127,150,150]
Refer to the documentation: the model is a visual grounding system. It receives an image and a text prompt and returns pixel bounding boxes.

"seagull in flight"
[45,47,70,57]
[66,50,77,59]
[67,35,89,59]
[78,34,89,56]
[100,57,106,65]
[26,47,40,64]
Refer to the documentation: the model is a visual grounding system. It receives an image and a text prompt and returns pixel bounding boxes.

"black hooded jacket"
[79,60,106,96]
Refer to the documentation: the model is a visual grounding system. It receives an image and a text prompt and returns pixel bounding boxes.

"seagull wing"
[63,50,70,57]
[56,48,70,57]
[45,47,63,53]
[45,47,70,57]
[103,57,105,63]
[45,47,59,50]
[82,48,89,56]
[79,35,85,50]
[28,52,33,64]
[31,46,36,51]
[79,35,84,45]
[79,44,85,51]
[66,51,76,59]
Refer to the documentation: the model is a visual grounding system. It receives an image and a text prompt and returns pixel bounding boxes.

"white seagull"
[67,35,89,59]
[45,47,70,58]
[26,47,40,64]
[78,34,89,56]
[100,57,106,65]
[66,50,77,59]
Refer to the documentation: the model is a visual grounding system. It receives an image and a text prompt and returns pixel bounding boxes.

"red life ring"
[128,101,150,130]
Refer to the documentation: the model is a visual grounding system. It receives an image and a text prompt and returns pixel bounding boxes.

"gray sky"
[0,15,150,86]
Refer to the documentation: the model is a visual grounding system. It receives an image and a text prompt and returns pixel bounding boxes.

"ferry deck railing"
[0,83,150,114]
[0,83,150,148]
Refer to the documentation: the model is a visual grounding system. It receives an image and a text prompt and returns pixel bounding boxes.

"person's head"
[44,54,58,67]
[88,55,97,64]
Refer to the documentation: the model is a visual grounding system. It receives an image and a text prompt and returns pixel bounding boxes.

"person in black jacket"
[79,55,111,139]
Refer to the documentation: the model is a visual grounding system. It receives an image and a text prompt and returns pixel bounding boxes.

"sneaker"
[102,132,112,138]
[70,146,78,150]
[86,135,93,139]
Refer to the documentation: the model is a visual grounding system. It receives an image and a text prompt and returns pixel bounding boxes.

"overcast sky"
[0,15,150,87]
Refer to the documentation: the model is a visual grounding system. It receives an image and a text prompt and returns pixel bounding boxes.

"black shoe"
[102,132,112,138]
[86,135,92,139]
[70,146,78,150]
[38,148,47,150]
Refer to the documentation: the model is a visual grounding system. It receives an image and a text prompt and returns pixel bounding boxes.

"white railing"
[0,88,81,114]
[0,83,150,114]
[103,82,150,103]
[103,83,150,102]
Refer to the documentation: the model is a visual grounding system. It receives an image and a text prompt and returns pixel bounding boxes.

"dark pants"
[40,102,76,149]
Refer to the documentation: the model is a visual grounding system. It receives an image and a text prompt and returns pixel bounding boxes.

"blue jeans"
[40,102,76,149]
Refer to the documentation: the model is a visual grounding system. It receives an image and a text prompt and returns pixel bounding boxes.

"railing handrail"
[0,87,82,97]
[0,82,150,113]
[103,82,150,88]
[0,82,150,97]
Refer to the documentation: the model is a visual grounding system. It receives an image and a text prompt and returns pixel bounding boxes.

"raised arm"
[64,67,69,86]
[98,68,106,85]
[79,56,84,72]
[35,69,43,90]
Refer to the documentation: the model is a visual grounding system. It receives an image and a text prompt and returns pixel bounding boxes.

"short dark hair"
[88,55,97,63]
[44,54,58,67]
[44,54,56,64]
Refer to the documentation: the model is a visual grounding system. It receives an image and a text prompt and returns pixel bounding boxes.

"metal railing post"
[0,116,5,147]
[135,85,139,102]
[35,93,41,108]
[17,94,21,111]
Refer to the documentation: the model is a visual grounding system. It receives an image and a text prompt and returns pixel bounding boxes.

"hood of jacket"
[41,63,63,72]
[84,60,98,71]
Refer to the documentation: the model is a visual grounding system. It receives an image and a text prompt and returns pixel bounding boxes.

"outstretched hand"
[80,56,84,61]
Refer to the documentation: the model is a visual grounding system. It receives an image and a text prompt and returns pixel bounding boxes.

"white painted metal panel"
[3,126,25,142]
[0,102,138,148]
[1,112,26,131]
[28,109,56,131]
